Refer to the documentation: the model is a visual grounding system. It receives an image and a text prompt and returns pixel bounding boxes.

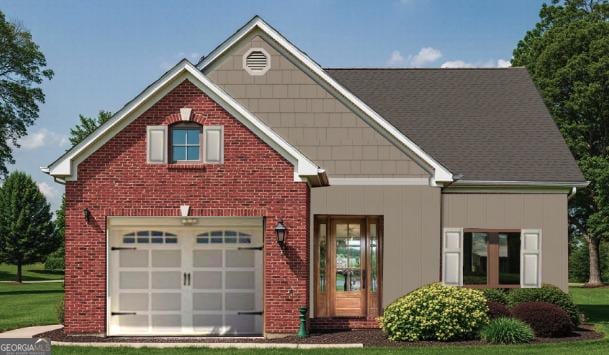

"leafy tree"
[44,195,65,271]
[0,171,58,282]
[569,236,609,282]
[0,11,53,178]
[69,110,112,146]
[512,0,609,286]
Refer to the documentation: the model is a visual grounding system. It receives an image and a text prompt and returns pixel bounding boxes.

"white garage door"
[108,218,263,336]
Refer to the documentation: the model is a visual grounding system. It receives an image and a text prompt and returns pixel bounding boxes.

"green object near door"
[297,306,309,338]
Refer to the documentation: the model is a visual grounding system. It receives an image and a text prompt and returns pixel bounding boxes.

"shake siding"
[206,32,430,178]
[442,193,568,291]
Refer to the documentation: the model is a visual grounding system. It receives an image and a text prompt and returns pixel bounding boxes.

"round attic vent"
[243,48,271,76]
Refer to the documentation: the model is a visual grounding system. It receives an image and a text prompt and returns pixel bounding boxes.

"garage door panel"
[226,250,255,268]
[151,314,182,330]
[192,271,222,289]
[120,250,148,267]
[151,250,181,267]
[119,271,149,289]
[225,292,255,311]
[118,315,149,330]
[151,271,181,289]
[226,271,255,289]
[193,314,223,332]
[193,250,222,268]
[151,293,181,311]
[119,293,149,311]
[225,314,257,334]
[193,292,223,311]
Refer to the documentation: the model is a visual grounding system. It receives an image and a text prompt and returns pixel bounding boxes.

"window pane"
[499,233,521,285]
[186,146,200,161]
[172,147,186,161]
[319,223,327,293]
[186,129,200,144]
[463,232,488,284]
[369,223,378,293]
[172,129,186,145]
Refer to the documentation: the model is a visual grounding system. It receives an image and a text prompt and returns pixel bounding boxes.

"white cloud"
[18,128,68,150]
[387,47,443,67]
[387,50,407,66]
[410,47,443,67]
[440,58,512,69]
[37,181,59,201]
[496,59,511,68]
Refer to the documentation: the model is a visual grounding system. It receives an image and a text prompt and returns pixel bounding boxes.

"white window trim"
[146,125,167,164]
[203,125,224,164]
[243,47,271,76]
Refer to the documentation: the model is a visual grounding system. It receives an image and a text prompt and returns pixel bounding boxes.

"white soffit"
[197,16,454,184]
[42,60,320,183]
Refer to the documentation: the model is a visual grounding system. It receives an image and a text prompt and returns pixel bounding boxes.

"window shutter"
[442,228,463,286]
[521,229,542,288]
[147,126,167,164]
[204,126,223,163]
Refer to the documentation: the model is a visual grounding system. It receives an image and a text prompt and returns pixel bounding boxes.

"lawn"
[0,263,63,282]
[0,282,63,331]
[0,283,606,354]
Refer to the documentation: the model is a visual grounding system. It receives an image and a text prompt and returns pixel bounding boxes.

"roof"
[325,68,586,184]
[42,60,327,186]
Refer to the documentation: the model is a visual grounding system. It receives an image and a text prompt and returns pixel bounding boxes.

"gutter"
[451,180,590,188]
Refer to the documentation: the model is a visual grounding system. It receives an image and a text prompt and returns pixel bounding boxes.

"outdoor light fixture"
[83,208,91,223]
[275,218,287,246]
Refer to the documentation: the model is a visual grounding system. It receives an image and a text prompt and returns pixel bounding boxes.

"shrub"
[507,284,580,325]
[379,283,489,341]
[56,298,64,324]
[511,302,574,337]
[487,301,511,319]
[480,318,534,344]
[44,256,64,271]
[483,288,509,304]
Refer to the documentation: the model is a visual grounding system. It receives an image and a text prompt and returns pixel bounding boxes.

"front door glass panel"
[335,223,361,292]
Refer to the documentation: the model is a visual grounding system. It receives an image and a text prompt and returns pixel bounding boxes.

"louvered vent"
[243,49,270,75]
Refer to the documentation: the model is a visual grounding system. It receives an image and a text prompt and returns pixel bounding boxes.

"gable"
[205,33,430,181]
[199,17,453,185]
[42,60,326,185]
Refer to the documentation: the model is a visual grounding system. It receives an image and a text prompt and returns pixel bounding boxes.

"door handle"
[187,273,191,286]
[362,269,366,289]
[183,272,187,286]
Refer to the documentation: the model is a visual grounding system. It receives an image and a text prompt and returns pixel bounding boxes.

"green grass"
[0,263,64,282]
[0,282,63,331]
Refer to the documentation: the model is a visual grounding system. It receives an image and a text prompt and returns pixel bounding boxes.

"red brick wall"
[64,80,310,335]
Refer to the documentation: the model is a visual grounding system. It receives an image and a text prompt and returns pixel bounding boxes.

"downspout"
[567,186,577,200]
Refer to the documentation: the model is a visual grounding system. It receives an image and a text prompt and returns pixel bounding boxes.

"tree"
[0,11,53,178]
[512,0,609,286]
[69,110,112,146]
[0,171,58,282]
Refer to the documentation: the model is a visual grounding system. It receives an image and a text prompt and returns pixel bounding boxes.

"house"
[43,16,587,337]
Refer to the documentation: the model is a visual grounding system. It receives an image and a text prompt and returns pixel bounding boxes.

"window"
[171,123,201,162]
[463,230,520,287]
[196,231,252,244]
[123,231,177,244]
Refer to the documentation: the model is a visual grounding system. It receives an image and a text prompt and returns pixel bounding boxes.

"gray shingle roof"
[326,68,585,183]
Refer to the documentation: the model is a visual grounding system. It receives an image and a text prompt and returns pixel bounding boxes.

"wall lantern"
[83,208,92,223]
[275,218,287,246]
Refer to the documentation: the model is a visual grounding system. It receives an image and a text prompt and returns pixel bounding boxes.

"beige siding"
[442,193,568,291]
[206,32,429,178]
[311,186,441,307]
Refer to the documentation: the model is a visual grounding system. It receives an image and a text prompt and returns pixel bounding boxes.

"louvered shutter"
[521,229,542,288]
[442,228,463,286]
[147,126,167,164]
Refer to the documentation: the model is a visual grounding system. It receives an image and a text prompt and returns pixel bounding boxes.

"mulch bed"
[36,324,602,347]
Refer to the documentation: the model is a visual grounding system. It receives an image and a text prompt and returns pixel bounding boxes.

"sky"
[0,0,546,211]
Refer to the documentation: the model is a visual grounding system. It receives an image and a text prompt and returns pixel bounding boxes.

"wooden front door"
[314,216,382,319]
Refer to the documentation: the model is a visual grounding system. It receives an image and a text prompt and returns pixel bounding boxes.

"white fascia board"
[197,17,453,183]
[42,60,320,182]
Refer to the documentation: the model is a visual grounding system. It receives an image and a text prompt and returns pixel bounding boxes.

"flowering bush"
[379,283,489,341]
